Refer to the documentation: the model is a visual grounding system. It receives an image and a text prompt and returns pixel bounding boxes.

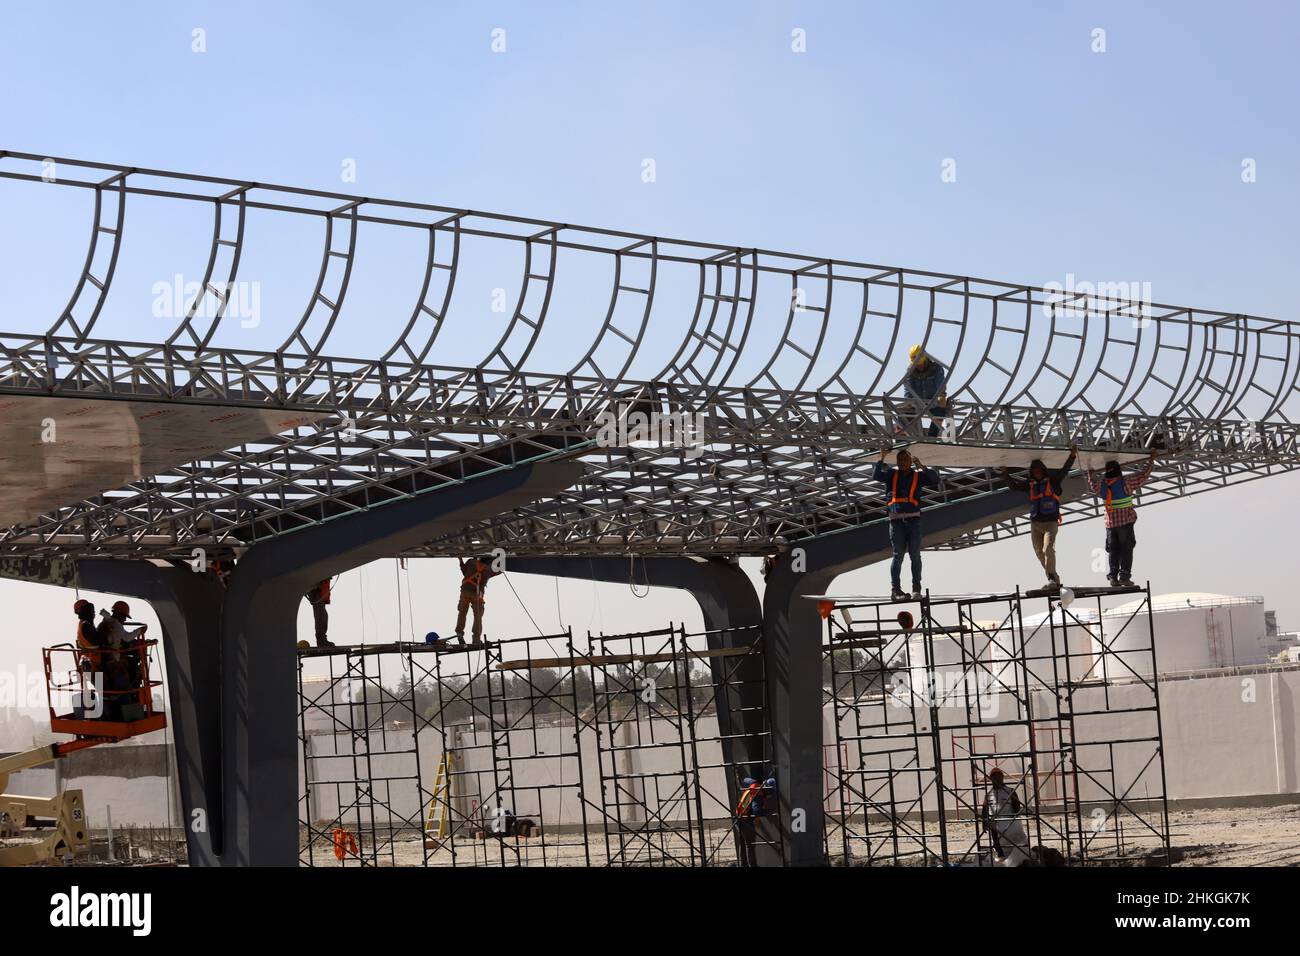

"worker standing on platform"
[304,579,335,648]
[902,345,949,438]
[96,601,148,720]
[73,600,107,720]
[1000,445,1077,592]
[874,446,940,601]
[454,556,498,643]
[1086,451,1156,588]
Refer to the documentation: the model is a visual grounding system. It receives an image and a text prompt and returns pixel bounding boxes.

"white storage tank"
[1098,593,1268,678]
[994,607,1102,689]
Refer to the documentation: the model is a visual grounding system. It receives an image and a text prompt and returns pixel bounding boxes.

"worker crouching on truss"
[900,345,950,439]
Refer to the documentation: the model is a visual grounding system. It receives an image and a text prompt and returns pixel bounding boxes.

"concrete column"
[2,460,582,866]
[508,556,776,861]
[65,560,225,866]
[214,459,583,865]
[763,487,1032,866]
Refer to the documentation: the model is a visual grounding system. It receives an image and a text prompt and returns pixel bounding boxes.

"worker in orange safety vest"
[454,556,498,643]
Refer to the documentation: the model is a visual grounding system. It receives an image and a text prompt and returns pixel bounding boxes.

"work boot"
[911,589,923,601]
[890,588,907,602]
[316,638,335,648]
[1119,577,1136,588]
[1106,576,1119,588]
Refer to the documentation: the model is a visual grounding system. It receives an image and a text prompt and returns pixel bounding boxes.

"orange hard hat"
[73,599,91,613]
[112,600,131,617]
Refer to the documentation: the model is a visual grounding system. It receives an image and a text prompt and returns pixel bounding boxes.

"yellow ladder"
[425,751,454,842]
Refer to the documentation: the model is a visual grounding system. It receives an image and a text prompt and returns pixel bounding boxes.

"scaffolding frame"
[822,584,1171,867]
[295,622,780,867]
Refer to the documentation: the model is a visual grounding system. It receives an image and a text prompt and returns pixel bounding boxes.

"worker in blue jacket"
[873,446,940,600]
[902,345,949,438]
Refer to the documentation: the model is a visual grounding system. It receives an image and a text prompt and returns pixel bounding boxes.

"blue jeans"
[1105,523,1136,579]
[888,517,923,591]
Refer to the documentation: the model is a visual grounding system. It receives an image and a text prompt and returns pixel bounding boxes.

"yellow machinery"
[0,744,89,866]
[0,636,167,866]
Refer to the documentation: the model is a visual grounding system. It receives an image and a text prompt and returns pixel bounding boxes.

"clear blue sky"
[1,2,1299,692]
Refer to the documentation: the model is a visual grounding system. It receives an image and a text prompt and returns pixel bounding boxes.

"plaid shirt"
[1086,459,1154,528]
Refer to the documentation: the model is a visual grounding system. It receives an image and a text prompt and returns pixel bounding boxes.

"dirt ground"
[297,803,1300,867]
[1166,803,1300,867]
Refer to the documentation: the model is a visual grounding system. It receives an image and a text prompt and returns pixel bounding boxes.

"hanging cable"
[555,576,565,631]
[503,572,545,636]
[394,558,404,642]
[628,554,649,599]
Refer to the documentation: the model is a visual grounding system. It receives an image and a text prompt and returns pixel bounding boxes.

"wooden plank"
[495,646,758,671]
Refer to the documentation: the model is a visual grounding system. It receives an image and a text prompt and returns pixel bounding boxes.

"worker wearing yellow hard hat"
[901,344,949,438]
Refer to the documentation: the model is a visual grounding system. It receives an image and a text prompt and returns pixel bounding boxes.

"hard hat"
[297,640,311,649]
[424,631,442,644]
[989,767,1006,779]
[897,610,914,631]
[73,599,91,614]
[908,344,925,364]
[111,600,130,617]
[1059,587,1075,609]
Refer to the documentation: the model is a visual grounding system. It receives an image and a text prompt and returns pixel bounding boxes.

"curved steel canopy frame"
[1,149,1299,560]
[4,149,1297,425]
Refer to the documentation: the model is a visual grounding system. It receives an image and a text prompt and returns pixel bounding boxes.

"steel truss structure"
[2,150,1300,561]
[294,623,778,867]
[822,586,1171,866]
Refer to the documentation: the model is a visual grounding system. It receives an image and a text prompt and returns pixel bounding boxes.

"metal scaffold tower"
[295,623,779,867]
[822,585,1171,867]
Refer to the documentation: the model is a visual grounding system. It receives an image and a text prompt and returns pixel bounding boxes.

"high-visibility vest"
[736,782,763,817]
[1028,478,1061,522]
[1102,476,1134,512]
[462,561,490,592]
[76,620,101,666]
[890,471,921,507]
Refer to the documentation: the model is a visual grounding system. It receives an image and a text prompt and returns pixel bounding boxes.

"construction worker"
[454,556,498,643]
[980,767,1027,862]
[96,601,147,721]
[304,579,334,648]
[1000,445,1077,592]
[734,773,776,867]
[72,599,107,720]
[1086,451,1156,587]
[874,446,940,601]
[902,345,949,438]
